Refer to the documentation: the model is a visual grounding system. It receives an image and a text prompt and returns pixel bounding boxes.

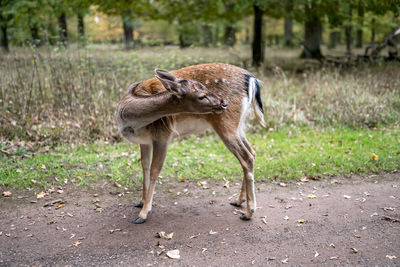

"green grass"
[1,126,399,190]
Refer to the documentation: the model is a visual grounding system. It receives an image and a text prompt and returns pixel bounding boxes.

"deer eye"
[198,95,206,100]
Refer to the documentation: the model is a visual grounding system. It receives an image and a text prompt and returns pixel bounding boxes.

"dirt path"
[1,172,399,266]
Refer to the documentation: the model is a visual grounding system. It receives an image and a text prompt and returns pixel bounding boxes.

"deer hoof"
[134,202,144,208]
[240,214,251,221]
[229,201,242,207]
[132,217,146,224]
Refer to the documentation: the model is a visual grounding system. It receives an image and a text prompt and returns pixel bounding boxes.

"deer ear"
[155,69,186,96]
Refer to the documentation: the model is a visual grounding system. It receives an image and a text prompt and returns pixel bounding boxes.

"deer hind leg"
[229,132,256,208]
[214,126,256,220]
[134,144,152,208]
[133,140,169,224]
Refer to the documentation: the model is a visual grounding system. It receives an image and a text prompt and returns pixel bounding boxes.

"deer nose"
[221,100,228,109]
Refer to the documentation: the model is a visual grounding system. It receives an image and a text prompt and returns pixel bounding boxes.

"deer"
[117,63,265,224]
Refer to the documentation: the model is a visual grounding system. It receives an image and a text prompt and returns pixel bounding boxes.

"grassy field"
[1,45,399,190]
[1,126,399,190]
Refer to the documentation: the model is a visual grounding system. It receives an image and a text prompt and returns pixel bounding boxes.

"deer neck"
[119,91,185,130]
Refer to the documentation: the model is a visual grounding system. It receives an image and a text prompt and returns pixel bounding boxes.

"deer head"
[155,69,227,114]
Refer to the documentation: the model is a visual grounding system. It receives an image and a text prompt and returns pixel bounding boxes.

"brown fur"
[117,63,264,224]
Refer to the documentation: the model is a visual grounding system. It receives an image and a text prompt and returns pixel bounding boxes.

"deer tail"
[246,74,266,127]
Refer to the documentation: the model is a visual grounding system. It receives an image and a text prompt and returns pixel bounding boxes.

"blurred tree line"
[0,0,399,65]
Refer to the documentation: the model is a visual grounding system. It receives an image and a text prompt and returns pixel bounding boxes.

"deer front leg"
[133,141,169,224]
[134,144,152,208]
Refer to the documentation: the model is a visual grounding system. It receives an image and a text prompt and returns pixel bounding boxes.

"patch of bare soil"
[0,173,399,266]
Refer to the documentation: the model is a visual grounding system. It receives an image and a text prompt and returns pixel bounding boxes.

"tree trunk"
[224,24,236,47]
[58,12,68,47]
[283,0,294,47]
[0,24,9,52]
[301,18,323,59]
[122,17,134,49]
[328,31,337,49]
[30,24,40,46]
[77,12,85,46]
[274,35,279,45]
[345,4,353,55]
[355,0,363,48]
[283,16,293,47]
[370,18,375,44]
[201,25,212,47]
[212,24,220,46]
[245,27,250,44]
[252,5,264,67]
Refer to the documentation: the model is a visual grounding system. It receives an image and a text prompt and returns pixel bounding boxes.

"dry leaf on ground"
[36,192,46,199]
[386,255,397,260]
[350,247,358,253]
[209,230,217,235]
[72,241,82,247]
[55,204,64,210]
[166,249,180,259]
[2,191,12,197]
[156,231,174,240]
[370,153,379,160]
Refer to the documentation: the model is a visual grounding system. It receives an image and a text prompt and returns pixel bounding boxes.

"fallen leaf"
[178,177,185,182]
[223,180,230,188]
[156,231,174,240]
[43,199,63,207]
[300,177,309,182]
[370,153,379,160]
[350,247,358,253]
[297,219,305,223]
[307,175,320,181]
[72,241,82,247]
[189,233,200,239]
[166,249,180,259]
[386,255,397,260]
[381,216,400,223]
[2,191,12,197]
[307,194,316,199]
[209,230,217,235]
[55,204,64,210]
[261,216,267,225]
[36,191,46,199]
[383,207,395,211]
